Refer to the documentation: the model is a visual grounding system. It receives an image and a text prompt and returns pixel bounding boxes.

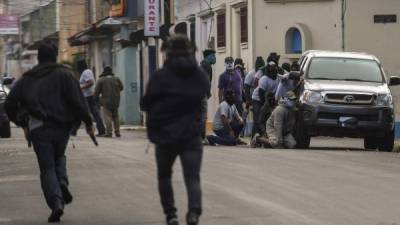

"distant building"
[176,0,400,128]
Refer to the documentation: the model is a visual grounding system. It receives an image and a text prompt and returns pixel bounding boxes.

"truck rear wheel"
[378,129,394,152]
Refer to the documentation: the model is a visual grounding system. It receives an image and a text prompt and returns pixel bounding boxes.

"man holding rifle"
[5,41,94,223]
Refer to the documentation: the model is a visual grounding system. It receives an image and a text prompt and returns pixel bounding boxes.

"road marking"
[0,175,37,183]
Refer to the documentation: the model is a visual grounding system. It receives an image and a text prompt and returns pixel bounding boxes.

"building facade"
[176,0,400,130]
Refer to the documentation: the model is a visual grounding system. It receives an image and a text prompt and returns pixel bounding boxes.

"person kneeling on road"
[206,90,246,146]
[252,91,297,149]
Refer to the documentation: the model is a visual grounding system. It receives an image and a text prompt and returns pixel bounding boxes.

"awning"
[68,17,122,47]
[27,32,59,50]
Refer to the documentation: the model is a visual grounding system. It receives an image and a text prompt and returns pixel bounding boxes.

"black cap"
[234,58,244,67]
[225,57,234,64]
[37,41,58,64]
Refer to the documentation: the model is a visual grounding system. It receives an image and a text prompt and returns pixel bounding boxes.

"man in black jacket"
[5,41,93,223]
[141,35,210,225]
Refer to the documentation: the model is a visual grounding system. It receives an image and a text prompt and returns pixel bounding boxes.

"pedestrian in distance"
[200,49,216,82]
[252,91,298,149]
[206,90,246,146]
[5,41,94,223]
[76,59,106,136]
[218,57,244,115]
[199,49,215,140]
[94,66,124,138]
[140,34,210,225]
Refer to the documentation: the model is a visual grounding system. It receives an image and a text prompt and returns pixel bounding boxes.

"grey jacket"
[94,75,124,111]
[266,99,296,145]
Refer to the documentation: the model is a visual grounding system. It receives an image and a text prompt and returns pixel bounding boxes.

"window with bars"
[240,7,248,43]
[217,13,226,48]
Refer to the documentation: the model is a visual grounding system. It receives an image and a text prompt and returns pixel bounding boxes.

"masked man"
[218,57,244,115]
[253,91,298,149]
[206,90,245,146]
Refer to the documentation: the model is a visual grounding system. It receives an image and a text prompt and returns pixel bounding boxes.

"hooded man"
[206,90,245,146]
[251,61,281,138]
[199,49,215,140]
[94,66,124,138]
[252,91,297,149]
[5,41,94,223]
[200,49,216,82]
[76,59,105,136]
[244,57,265,106]
[218,57,244,115]
[275,71,303,101]
[141,34,210,225]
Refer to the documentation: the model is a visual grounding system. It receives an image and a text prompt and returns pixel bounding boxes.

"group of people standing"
[204,52,304,149]
[75,59,124,138]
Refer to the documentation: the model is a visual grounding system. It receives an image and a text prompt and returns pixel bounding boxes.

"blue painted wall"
[115,46,140,125]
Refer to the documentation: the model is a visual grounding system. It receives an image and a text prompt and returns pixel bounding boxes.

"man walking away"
[253,91,297,149]
[76,59,105,136]
[5,41,94,223]
[94,66,124,138]
[141,35,210,225]
[206,90,245,146]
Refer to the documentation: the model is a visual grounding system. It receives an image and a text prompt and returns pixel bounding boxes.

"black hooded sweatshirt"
[140,56,210,145]
[5,63,92,129]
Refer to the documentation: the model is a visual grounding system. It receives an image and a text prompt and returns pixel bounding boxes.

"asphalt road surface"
[1,128,400,225]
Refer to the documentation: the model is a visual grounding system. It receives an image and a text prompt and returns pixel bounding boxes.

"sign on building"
[144,0,159,37]
[0,15,19,35]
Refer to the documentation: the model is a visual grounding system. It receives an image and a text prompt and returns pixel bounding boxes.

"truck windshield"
[307,57,384,83]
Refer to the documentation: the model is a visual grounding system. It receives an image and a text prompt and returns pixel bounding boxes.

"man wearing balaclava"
[206,90,245,146]
[200,49,216,82]
[5,41,93,222]
[244,56,265,106]
[251,60,281,138]
[141,34,210,225]
[218,57,244,115]
[252,91,297,149]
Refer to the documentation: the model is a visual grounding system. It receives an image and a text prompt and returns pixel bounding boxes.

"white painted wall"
[345,0,400,76]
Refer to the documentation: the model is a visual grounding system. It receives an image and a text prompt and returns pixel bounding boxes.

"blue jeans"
[207,121,243,146]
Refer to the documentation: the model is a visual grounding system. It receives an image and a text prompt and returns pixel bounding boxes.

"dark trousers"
[251,100,262,138]
[86,96,105,135]
[207,121,243,146]
[155,137,203,217]
[235,100,244,117]
[30,127,70,210]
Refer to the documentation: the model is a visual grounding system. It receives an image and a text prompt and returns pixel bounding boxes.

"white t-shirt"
[244,70,256,86]
[213,101,241,131]
[79,69,95,97]
[251,76,280,101]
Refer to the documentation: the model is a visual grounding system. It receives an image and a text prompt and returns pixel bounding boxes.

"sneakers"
[166,215,179,225]
[115,133,121,138]
[250,135,261,148]
[60,185,73,205]
[48,200,64,223]
[186,212,199,225]
[205,136,216,146]
[236,139,247,146]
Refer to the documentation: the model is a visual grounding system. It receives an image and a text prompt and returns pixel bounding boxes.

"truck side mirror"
[389,76,400,86]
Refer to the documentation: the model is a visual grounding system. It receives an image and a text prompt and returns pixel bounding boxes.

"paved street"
[1,128,400,225]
